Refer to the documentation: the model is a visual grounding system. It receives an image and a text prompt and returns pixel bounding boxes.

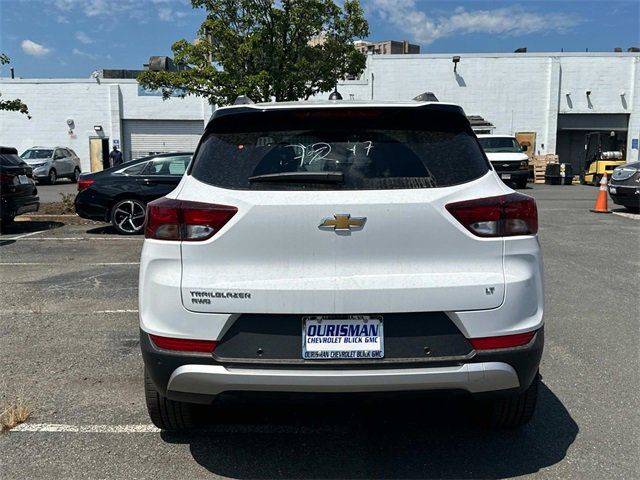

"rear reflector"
[469,331,536,350]
[77,178,94,192]
[145,197,238,241]
[149,334,218,353]
[446,192,538,237]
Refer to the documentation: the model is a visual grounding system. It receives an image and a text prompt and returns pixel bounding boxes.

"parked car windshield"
[191,107,489,190]
[21,149,53,160]
[478,137,523,153]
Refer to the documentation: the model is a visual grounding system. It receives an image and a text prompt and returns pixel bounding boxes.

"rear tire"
[70,167,80,183]
[474,372,539,429]
[515,179,528,189]
[144,368,201,431]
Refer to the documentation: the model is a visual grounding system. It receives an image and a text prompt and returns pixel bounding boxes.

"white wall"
[336,52,640,160]
[1,53,638,171]
[0,79,208,171]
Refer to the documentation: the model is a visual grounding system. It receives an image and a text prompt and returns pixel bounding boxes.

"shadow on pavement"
[0,221,64,244]
[162,381,577,479]
[86,225,118,235]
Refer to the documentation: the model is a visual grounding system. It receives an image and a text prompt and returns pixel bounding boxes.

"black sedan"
[75,152,192,234]
[608,162,640,213]
[1,146,39,226]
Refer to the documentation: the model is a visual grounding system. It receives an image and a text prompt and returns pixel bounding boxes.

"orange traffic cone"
[590,173,611,214]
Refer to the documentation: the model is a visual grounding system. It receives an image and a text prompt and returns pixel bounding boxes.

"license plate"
[609,187,617,194]
[501,174,511,180]
[302,316,384,360]
[18,175,30,184]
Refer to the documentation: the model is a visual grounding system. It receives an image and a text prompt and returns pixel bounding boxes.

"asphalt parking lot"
[1,184,638,479]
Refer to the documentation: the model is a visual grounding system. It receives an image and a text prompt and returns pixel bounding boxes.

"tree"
[137,0,369,106]
[0,54,30,118]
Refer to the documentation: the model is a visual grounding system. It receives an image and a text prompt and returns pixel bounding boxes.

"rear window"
[0,153,25,167]
[191,107,489,190]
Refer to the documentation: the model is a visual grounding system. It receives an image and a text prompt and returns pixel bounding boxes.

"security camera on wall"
[66,118,75,135]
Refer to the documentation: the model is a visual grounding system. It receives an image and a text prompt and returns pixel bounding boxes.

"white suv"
[140,101,544,431]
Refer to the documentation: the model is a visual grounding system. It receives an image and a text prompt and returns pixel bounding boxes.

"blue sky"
[1,0,638,78]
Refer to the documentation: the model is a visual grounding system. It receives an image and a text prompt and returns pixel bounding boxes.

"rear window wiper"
[248,172,344,184]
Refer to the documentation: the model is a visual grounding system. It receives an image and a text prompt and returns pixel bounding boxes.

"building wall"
[336,53,639,161]
[1,53,638,171]
[0,79,208,171]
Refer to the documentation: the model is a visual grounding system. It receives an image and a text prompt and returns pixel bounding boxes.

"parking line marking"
[0,262,139,266]
[94,309,139,313]
[12,423,160,433]
[11,230,49,240]
[4,237,141,241]
[10,423,344,434]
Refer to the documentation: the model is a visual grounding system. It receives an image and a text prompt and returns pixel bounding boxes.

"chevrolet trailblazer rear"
[139,101,544,431]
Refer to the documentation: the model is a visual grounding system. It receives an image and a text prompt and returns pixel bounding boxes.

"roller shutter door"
[122,120,204,161]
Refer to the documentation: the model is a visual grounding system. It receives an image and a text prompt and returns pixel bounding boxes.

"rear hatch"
[177,105,505,314]
[0,152,36,199]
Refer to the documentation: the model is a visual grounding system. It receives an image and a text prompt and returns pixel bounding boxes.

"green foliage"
[137,0,369,105]
[0,53,30,118]
[59,193,76,214]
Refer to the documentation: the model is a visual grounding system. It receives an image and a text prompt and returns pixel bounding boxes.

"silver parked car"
[20,146,82,184]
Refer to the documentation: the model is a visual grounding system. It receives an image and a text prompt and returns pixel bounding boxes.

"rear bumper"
[141,328,543,404]
[1,195,39,219]
[74,190,109,221]
[168,362,519,395]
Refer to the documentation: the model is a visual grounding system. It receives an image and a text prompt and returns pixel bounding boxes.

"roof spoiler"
[412,92,439,102]
[233,95,254,105]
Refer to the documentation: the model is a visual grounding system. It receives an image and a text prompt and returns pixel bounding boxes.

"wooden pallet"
[531,154,559,183]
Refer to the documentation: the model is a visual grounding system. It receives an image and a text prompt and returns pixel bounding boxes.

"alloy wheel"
[112,199,146,234]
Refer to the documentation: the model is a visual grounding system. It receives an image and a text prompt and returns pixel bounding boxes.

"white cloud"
[371,1,584,45]
[158,6,188,22]
[76,31,94,44]
[21,39,51,57]
[72,48,98,60]
[50,0,190,21]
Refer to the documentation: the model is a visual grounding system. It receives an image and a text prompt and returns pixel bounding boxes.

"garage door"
[122,120,204,161]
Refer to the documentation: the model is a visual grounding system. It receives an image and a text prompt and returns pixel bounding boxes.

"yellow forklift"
[580,131,626,186]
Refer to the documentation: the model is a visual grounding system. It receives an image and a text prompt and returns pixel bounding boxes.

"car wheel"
[0,216,15,228]
[47,169,57,185]
[70,167,80,183]
[110,198,146,235]
[473,372,539,429]
[515,179,528,189]
[144,368,201,431]
[624,205,640,213]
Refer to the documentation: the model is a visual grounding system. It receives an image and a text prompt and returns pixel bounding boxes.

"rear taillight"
[77,178,94,191]
[445,193,537,237]
[469,331,537,350]
[145,197,238,241]
[0,173,15,185]
[149,334,218,353]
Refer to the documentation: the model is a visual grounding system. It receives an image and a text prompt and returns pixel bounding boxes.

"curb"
[16,214,101,225]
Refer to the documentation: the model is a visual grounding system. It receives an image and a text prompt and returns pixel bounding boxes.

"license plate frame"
[302,315,384,360]
[501,174,512,180]
[18,174,30,185]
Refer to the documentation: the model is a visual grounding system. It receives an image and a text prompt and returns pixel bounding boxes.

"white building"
[337,52,639,171]
[1,51,638,174]
[0,78,212,172]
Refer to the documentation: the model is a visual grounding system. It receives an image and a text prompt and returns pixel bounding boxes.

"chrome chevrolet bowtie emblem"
[319,214,367,232]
